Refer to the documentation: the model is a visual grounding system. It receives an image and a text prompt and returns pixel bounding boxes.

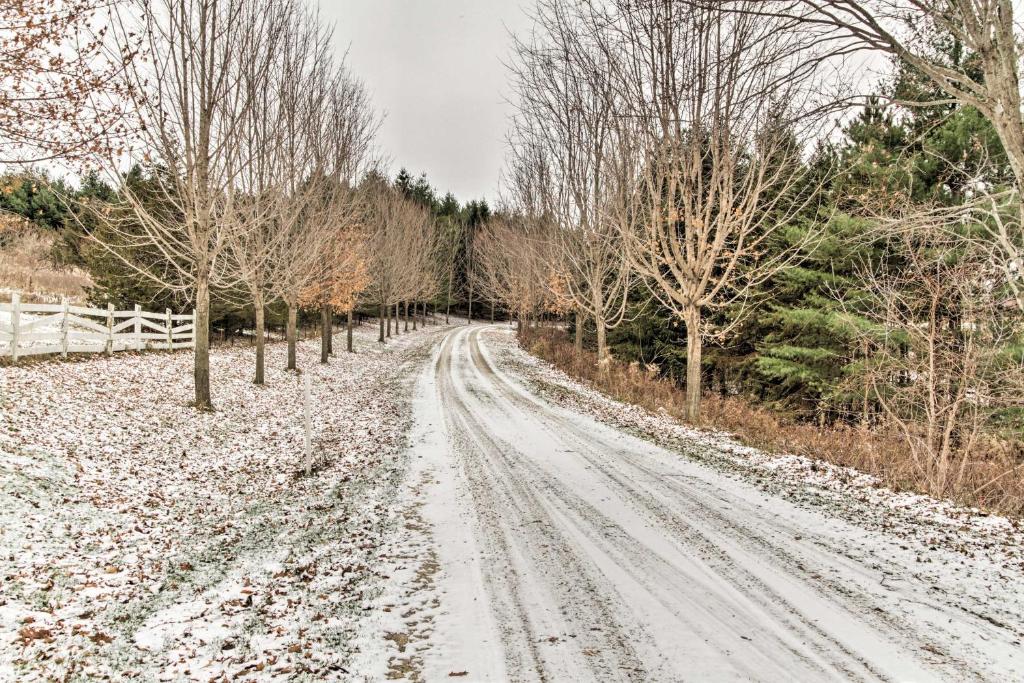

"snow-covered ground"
[0,322,447,681]
[364,325,1024,681]
[5,320,1024,681]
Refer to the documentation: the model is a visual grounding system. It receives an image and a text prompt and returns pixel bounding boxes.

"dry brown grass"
[0,214,92,302]
[521,326,1024,518]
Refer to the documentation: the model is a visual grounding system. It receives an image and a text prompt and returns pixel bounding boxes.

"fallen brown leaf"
[18,626,54,644]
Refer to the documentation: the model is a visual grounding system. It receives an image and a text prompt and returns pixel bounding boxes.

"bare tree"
[310,77,378,363]
[510,0,633,365]
[220,1,378,380]
[262,6,348,372]
[465,221,476,325]
[226,10,292,385]
[475,213,558,328]
[88,0,289,410]
[603,1,823,420]
[401,218,440,332]
[393,206,437,333]
[712,0,1024,307]
[746,1,1024,185]
[843,219,1024,498]
[271,197,333,372]
[362,181,434,343]
[225,189,285,385]
[301,206,368,363]
[436,215,464,324]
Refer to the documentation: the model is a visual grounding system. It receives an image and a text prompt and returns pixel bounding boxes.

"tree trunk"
[404,301,409,332]
[594,289,609,366]
[347,308,354,353]
[254,292,265,386]
[320,304,330,364]
[684,306,702,422]
[379,301,385,343]
[287,303,298,371]
[387,303,392,337]
[194,275,213,410]
[574,313,583,353]
[413,301,418,330]
[395,303,400,335]
[445,259,454,325]
[595,315,608,366]
[861,338,870,426]
[468,280,474,324]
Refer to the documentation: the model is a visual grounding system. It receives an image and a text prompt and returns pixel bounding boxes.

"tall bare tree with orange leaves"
[301,198,370,363]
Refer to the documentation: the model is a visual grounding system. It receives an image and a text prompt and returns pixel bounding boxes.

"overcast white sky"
[318,0,533,204]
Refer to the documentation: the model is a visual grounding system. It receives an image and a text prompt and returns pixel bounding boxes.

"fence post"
[60,297,69,359]
[106,303,114,356]
[166,308,173,350]
[10,292,20,364]
[304,374,312,477]
[134,304,142,351]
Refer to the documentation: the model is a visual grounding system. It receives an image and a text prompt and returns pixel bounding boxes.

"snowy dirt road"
[370,325,1024,682]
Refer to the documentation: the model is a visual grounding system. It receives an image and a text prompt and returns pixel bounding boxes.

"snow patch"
[0,323,445,680]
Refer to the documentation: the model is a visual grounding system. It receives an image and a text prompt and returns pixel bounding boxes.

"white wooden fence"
[0,292,195,362]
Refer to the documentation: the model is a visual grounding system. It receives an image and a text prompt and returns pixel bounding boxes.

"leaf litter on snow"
[0,326,441,681]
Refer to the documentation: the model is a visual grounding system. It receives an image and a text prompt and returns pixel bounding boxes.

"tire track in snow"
[462,329,898,681]
[434,328,649,681]
[411,325,1016,681]
[466,327,1013,681]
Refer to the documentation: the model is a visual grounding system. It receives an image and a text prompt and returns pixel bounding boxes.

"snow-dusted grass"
[0,323,442,681]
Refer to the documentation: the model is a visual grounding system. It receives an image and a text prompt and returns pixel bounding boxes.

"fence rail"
[0,293,195,362]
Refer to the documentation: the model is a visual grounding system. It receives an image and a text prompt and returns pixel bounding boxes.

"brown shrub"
[520,326,1024,518]
[0,214,92,301]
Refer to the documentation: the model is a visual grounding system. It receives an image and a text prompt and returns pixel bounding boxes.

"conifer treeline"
[0,167,490,331]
